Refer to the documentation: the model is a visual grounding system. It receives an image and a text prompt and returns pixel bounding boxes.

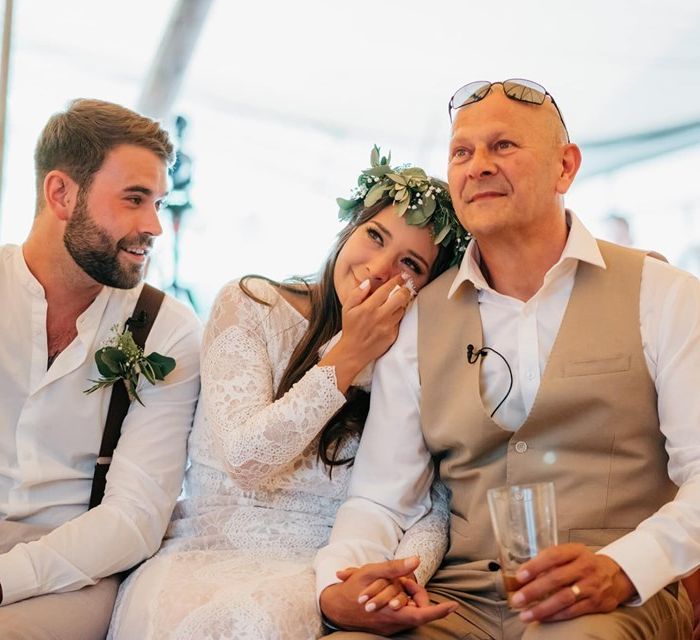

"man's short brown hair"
[34,98,175,213]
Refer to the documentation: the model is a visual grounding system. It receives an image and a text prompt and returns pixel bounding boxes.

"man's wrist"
[320,583,349,631]
[319,585,338,626]
[321,613,343,632]
[600,554,636,604]
[613,566,636,604]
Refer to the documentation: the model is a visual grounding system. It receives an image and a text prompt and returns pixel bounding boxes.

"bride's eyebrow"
[374,221,430,271]
[373,221,392,238]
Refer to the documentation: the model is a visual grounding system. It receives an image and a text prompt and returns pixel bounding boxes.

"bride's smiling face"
[333,205,439,306]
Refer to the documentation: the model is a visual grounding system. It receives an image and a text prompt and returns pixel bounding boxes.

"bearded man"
[0,99,201,639]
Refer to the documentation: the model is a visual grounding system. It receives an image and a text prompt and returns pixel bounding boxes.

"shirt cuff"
[0,546,40,606]
[314,547,344,608]
[598,529,671,604]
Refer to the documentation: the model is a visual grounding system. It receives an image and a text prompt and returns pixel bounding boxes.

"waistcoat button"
[514,440,528,453]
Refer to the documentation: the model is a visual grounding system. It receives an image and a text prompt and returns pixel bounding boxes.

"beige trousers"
[0,520,119,640]
[328,585,693,640]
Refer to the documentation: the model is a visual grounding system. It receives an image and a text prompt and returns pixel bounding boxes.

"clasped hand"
[510,543,636,623]
[320,556,458,635]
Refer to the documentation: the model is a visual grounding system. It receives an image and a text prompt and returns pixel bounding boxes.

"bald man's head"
[449,81,569,146]
[446,81,581,241]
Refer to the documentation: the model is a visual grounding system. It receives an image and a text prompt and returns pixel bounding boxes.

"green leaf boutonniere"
[84,323,176,406]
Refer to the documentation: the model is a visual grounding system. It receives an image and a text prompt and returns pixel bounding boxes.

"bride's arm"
[394,479,450,585]
[200,280,347,488]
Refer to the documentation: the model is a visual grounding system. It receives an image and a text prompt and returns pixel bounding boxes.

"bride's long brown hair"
[241,198,455,468]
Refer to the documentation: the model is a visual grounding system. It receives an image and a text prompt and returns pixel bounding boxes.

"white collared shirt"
[315,212,700,605]
[0,244,202,605]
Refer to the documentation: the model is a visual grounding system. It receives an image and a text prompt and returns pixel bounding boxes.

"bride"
[108,147,468,639]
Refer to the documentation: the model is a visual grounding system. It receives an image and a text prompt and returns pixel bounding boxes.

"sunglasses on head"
[448,78,569,143]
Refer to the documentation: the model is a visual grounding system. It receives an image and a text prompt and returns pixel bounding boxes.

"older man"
[316,80,699,638]
[0,99,201,639]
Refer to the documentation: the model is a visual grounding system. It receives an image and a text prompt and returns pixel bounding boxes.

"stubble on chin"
[63,200,144,289]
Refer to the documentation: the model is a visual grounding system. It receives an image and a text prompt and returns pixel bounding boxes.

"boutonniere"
[84,319,176,406]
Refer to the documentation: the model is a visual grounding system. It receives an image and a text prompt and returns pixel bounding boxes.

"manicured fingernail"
[401,272,410,281]
[390,598,401,609]
[516,569,530,581]
[511,592,525,607]
[357,594,369,604]
[388,284,402,298]
[519,609,534,622]
[449,603,459,613]
[365,602,376,612]
[404,556,418,568]
[405,278,417,297]
[359,279,370,290]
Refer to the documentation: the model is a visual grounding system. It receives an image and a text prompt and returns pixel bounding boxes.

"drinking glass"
[486,482,558,609]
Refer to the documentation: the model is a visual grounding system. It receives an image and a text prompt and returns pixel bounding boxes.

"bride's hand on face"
[342,273,413,357]
[318,274,413,394]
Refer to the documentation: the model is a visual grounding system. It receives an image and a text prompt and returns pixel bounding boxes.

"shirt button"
[515,441,528,454]
[526,370,535,381]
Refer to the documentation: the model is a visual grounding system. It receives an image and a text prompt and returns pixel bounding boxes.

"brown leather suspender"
[88,284,166,509]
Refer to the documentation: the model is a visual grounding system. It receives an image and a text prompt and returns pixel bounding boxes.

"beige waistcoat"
[417,241,676,600]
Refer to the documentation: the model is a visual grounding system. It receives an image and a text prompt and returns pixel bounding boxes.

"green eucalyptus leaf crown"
[336,145,469,266]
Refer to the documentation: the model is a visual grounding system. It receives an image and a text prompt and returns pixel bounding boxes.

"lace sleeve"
[394,479,450,586]
[200,280,347,488]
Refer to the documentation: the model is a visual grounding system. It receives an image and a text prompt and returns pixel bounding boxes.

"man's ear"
[43,170,78,221]
[555,143,582,195]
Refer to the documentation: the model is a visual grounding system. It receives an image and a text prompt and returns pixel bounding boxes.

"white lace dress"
[108,279,449,640]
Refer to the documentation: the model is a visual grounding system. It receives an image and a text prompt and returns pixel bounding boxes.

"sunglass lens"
[470,84,491,103]
[503,79,546,105]
[452,81,491,109]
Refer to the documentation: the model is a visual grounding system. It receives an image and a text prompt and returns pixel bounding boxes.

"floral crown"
[336,145,469,265]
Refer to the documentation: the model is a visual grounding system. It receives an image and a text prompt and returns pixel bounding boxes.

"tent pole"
[137,0,214,120]
[0,0,15,237]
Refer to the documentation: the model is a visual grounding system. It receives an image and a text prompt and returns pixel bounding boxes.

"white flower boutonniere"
[84,322,176,406]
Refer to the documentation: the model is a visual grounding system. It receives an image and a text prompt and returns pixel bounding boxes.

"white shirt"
[315,212,700,605]
[0,244,202,606]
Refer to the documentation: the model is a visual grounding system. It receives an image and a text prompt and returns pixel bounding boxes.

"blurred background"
[1,0,699,316]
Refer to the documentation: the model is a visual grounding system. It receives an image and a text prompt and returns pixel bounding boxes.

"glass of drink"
[486,482,558,609]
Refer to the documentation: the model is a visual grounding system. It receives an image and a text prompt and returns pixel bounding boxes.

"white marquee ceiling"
[13,0,700,147]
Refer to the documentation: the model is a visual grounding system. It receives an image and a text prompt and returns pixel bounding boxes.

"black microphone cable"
[466,344,514,418]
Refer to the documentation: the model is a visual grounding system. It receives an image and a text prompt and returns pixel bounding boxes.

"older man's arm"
[315,305,457,633]
[513,258,700,621]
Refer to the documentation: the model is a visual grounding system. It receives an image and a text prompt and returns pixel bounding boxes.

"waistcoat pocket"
[564,354,631,377]
[567,527,634,549]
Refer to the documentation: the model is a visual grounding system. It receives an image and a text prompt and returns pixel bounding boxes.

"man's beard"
[63,192,152,289]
